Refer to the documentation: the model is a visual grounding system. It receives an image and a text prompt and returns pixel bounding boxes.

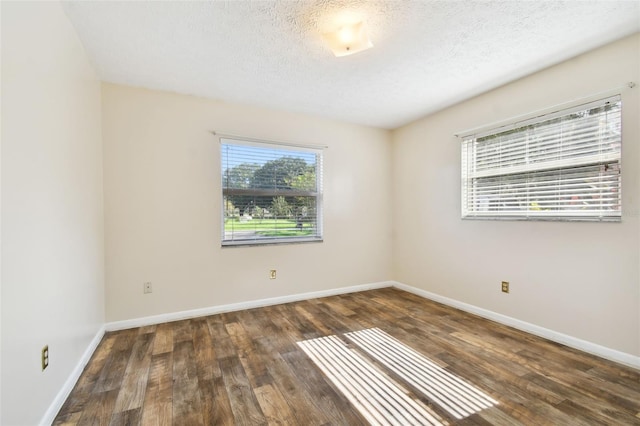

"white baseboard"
[40,325,106,426]
[106,281,394,331]
[392,281,640,370]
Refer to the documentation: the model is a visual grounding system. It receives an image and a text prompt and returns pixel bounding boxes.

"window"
[461,95,622,221]
[221,137,323,245]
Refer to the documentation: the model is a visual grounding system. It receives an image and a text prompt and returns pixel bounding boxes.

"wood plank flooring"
[54,288,640,425]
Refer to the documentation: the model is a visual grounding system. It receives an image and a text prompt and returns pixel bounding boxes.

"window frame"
[460,95,622,222]
[220,136,324,247]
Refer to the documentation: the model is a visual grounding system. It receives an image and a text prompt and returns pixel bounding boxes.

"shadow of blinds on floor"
[298,335,444,426]
[346,328,498,419]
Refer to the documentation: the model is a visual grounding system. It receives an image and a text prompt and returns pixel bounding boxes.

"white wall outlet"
[143,282,153,294]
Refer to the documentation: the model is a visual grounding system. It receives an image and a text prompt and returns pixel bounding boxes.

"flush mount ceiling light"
[322,21,373,57]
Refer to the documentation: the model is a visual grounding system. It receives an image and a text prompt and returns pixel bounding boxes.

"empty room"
[2,0,640,425]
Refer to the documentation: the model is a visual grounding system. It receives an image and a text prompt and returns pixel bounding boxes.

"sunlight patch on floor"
[298,335,446,426]
[345,328,498,420]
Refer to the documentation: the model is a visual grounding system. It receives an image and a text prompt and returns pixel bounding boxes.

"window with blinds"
[221,137,323,245]
[461,95,622,221]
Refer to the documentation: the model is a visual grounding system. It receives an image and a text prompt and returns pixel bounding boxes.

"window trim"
[220,136,324,246]
[460,95,622,222]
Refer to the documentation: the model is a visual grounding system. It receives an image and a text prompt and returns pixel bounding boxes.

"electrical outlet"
[143,282,153,294]
[269,269,277,280]
[42,345,49,371]
[501,281,510,293]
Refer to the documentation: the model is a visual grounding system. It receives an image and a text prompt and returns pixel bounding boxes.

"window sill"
[221,237,323,248]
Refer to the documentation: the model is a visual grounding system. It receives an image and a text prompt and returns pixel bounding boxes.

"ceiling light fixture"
[323,21,373,57]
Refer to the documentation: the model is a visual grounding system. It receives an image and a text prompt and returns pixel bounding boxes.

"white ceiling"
[62,1,640,129]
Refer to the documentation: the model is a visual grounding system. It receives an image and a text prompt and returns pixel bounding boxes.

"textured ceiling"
[62,1,640,129]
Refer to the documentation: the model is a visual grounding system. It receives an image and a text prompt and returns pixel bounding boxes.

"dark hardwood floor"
[54,288,640,425]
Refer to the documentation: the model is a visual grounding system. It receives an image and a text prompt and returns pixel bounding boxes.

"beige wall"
[392,34,640,357]
[1,2,105,424]
[102,83,392,322]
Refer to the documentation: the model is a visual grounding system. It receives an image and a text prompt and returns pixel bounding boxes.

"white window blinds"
[221,138,323,245]
[461,95,622,221]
